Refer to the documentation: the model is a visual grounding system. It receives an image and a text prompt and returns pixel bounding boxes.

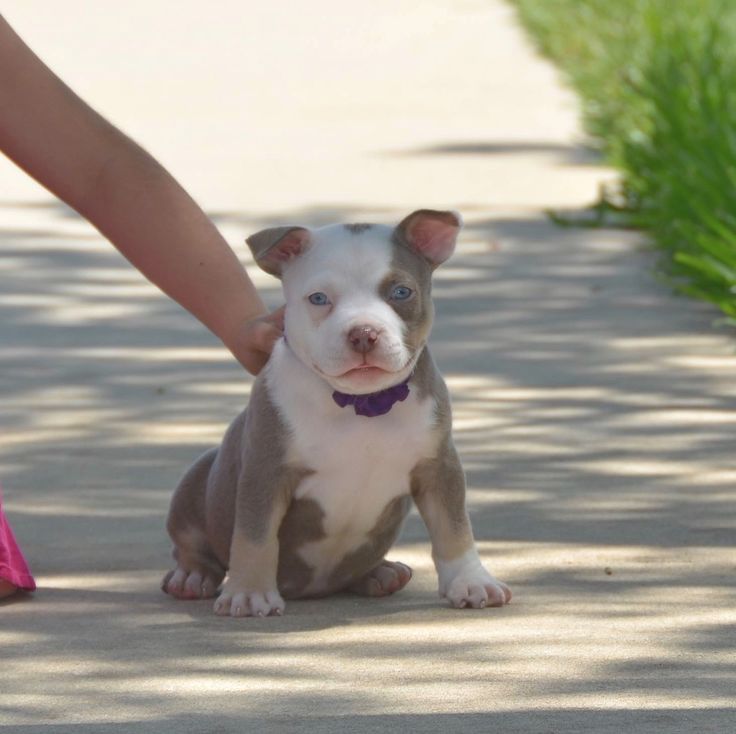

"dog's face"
[247,210,461,395]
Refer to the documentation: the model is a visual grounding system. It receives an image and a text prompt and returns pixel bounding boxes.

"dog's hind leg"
[347,559,413,597]
[161,536,225,599]
[162,448,226,600]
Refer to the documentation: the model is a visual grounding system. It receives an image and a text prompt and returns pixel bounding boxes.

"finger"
[232,308,285,375]
[263,304,285,331]
[251,319,283,355]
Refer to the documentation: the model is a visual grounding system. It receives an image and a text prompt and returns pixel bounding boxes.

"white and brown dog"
[162,209,511,616]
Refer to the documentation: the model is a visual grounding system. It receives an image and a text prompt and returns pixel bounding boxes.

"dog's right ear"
[246,226,311,277]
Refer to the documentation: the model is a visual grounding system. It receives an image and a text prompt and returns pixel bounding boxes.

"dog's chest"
[268,364,438,590]
[289,392,436,520]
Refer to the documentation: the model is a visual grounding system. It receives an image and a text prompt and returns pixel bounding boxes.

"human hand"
[228,306,285,375]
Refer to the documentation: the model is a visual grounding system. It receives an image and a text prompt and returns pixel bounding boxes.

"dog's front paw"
[213,585,285,618]
[444,573,511,609]
[438,553,512,609]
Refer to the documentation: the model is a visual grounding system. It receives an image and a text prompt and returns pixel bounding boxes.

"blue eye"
[391,285,413,301]
[308,292,331,306]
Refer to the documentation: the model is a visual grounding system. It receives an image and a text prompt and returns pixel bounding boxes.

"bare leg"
[0,579,17,599]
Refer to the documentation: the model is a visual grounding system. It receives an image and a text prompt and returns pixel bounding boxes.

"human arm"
[0,14,280,374]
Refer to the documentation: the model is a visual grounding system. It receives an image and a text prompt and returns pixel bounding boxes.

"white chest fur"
[266,341,438,586]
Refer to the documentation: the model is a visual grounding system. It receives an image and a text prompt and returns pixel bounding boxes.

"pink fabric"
[0,491,36,591]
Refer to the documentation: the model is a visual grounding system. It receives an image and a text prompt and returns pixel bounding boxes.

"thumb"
[262,304,285,333]
[252,305,285,355]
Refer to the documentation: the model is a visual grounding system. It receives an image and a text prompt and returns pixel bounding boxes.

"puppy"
[162,209,511,616]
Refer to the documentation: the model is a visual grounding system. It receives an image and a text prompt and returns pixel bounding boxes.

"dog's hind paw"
[348,559,413,597]
[161,567,221,600]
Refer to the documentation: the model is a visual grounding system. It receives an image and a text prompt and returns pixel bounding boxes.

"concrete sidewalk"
[1,1,735,732]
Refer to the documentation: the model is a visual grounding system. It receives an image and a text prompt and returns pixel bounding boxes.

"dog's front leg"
[411,448,511,609]
[213,483,291,618]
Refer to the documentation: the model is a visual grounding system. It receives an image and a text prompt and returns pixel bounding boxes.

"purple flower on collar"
[332,378,410,417]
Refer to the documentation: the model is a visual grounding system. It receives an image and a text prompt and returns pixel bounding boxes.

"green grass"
[510,0,736,324]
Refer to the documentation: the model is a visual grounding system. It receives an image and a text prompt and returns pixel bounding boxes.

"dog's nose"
[348,325,380,354]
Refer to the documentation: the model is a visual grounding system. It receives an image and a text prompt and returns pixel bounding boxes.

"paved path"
[1,2,735,732]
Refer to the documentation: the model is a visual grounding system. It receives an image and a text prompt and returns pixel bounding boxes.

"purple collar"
[332,377,410,417]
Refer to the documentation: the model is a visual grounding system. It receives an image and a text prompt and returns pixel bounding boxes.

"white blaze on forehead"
[282,224,395,295]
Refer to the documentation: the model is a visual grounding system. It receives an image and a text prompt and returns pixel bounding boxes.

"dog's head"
[247,210,461,395]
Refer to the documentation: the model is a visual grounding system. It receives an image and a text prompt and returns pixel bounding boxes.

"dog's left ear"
[395,209,462,268]
[246,226,312,277]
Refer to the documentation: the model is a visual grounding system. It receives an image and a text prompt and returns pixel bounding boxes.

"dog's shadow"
[167,589,462,633]
[5,583,458,637]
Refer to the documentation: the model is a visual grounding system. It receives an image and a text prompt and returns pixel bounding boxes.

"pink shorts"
[0,491,36,592]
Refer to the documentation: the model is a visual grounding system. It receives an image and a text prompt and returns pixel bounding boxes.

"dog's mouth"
[306,341,424,391]
[311,361,404,393]
[340,365,389,378]
[307,352,420,397]
[312,359,393,380]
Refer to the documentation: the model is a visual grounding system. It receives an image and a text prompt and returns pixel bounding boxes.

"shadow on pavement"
[388,137,602,166]
[1,709,734,734]
[1,198,735,728]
